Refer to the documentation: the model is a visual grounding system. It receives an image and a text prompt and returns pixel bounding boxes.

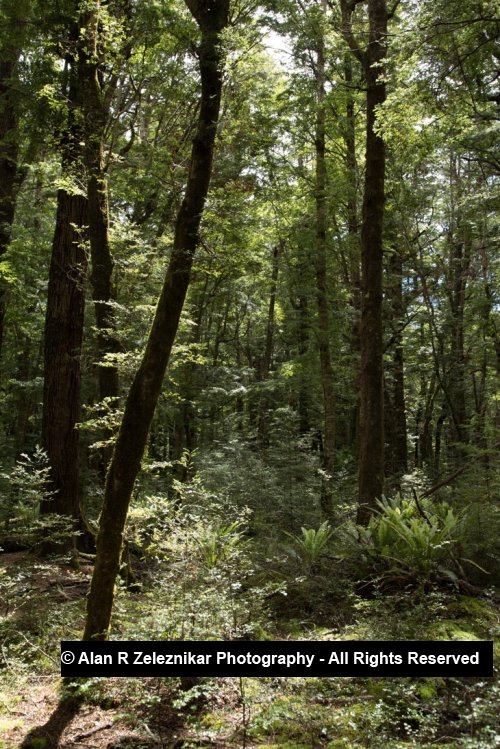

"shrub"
[343,495,470,589]
[0,447,72,551]
[285,521,334,572]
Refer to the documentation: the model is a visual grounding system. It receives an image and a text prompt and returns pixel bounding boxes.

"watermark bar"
[61,640,494,678]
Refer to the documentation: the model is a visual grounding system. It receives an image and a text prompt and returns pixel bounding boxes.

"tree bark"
[40,14,89,544]
[314,0,335,521]
[343,52,361,453]
[84,0,230,641]
[356,0,387,524]
[41,190,88,521]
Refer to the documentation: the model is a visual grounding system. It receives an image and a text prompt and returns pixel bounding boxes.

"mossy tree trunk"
[83,0,231,641]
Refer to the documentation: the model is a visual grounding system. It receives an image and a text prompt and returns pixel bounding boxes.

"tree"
[40,6,89,536]
[81,1,125,410]
[84,0,231,641]
[340,0,388,524]
[313,0,336,520]
[0,0,31,364]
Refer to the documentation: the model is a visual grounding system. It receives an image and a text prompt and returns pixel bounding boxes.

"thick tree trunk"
[40,17,89,545]
[41,189,88,522]
[84,0,230,641]
[356,0,387,524]
[297,293,311,435]
[314,0,335,521]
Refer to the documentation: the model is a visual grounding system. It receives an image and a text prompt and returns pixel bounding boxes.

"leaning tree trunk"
[84,0,230,641]
[314,0,335,521]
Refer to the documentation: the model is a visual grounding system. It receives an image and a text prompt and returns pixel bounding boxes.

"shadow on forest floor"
[14,679,190,749]
[19,697,81,749]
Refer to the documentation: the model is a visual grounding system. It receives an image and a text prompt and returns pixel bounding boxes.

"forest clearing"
[0,0,498,747]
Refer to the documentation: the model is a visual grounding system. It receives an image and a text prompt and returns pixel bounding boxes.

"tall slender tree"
[84,0,231,641]
[81,1,131,410]
[340,0,388,524]
[313,0,335,520]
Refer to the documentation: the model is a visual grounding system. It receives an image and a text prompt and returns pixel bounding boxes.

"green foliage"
[343,496,467,587]
[0,448,72,550]
[195,520,249,569]
[124,488,278,640]
[285,521,333,571]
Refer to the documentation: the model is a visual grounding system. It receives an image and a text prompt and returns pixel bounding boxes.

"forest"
[0,0,499,747]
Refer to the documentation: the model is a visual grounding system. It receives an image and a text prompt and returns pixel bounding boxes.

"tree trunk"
[79,2,127,472]
[344,53,361,454]
[257,241,281,446]
[356,0,387,524]
[385,249,407,481]
[84,0,230,641]
[41,189,88,522]
[314,0,335,521]
[297,293,311,436]
[40,16,89,544]
[0,25,23,365]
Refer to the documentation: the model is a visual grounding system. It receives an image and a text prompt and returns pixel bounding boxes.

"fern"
[285,521,333,571]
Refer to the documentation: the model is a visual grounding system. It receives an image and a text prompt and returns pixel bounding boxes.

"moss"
[22,739,49,749]
[416,681,437,701]
[428,619,481,640]
[446,595,498,625]
[200,713,227,730]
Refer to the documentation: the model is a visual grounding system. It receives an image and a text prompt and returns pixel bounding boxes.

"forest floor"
[0,552,498,749]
